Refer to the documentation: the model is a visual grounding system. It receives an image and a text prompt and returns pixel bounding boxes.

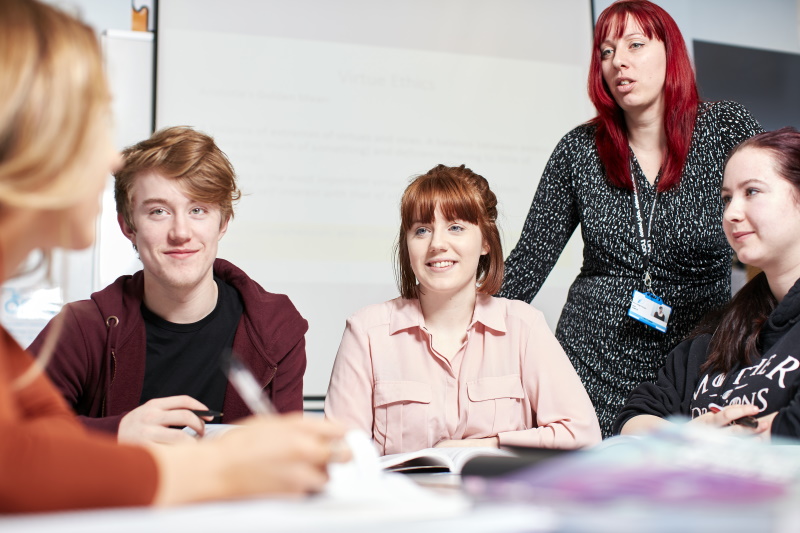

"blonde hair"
[0,0,109,388]
[0,0,111,210]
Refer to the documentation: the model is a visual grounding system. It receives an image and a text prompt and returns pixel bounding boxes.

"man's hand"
[118,395,214,445]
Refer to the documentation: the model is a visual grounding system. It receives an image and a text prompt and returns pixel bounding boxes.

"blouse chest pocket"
[373,381,431,455]
[466,374,525,437]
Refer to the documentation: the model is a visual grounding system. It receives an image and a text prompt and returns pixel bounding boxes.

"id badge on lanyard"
[626,167,672,333]
[628,290,671,333]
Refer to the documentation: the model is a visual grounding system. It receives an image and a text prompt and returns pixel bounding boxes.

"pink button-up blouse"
[325,294,601,455]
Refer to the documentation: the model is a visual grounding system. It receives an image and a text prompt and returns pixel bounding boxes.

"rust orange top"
[0,328,158,512]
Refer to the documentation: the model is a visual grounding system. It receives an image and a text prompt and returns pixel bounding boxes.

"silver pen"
[225,353,277,415]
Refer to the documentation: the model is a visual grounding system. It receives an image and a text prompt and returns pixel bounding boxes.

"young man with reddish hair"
[30,126,307,444]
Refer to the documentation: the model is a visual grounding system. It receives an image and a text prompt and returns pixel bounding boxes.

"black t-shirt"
[139,277,244,417]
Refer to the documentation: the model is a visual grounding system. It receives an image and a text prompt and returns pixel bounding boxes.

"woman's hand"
[434,437,499,448]
[690,404,766,436]
[752,412,778,443]
[150,413,350,506]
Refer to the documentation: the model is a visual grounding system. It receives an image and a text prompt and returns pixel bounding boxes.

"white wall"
[44,0,156,304]
[592,0,800,55]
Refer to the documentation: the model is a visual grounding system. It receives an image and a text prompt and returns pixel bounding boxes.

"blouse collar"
[389,293,507,335]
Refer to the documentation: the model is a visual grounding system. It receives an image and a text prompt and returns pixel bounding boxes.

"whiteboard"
[156,0,594,397]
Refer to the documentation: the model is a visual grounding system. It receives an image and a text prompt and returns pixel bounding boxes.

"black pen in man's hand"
[190,409,223,418]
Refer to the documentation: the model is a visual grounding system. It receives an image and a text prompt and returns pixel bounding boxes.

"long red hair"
[588,0,699,192]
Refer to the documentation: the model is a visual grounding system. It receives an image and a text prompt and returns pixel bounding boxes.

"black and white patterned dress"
[500,101,762,437]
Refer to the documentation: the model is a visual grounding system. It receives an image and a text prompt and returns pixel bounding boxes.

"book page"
[380,449,454,473]
[381,447,514,474]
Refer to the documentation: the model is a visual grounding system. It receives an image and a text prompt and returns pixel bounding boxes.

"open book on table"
[379,446,515,474]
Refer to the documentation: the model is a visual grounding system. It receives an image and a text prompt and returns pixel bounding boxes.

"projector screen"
[156,0,594,398]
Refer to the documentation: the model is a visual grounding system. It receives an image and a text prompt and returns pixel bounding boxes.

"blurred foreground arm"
[152,414,349,505]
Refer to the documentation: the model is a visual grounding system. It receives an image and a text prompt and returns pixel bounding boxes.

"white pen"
[226,354,277,416]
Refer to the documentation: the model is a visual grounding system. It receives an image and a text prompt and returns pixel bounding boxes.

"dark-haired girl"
[500,0,762,437]
[615,128,800,439]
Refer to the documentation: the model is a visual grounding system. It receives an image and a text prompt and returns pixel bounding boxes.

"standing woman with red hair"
[500,0,762,437]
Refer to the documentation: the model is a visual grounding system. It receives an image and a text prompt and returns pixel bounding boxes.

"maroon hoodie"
[29,258,307,434]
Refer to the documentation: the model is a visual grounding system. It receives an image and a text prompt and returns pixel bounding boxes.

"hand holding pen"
[706,403,760,430]
[225,354,278,416]
[222,351,352,470]
[118,395,221,445]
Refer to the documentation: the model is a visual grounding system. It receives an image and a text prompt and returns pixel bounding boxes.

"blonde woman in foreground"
[0,0,347,513]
